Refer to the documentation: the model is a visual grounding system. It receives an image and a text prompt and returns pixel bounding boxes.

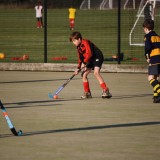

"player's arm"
[144,35,152,62]
[41,6,43,14]
[82,40,92,66]
[68,8,70,17]
[74,53,82,75]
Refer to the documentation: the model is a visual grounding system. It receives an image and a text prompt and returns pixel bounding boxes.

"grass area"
[0,8,147,64]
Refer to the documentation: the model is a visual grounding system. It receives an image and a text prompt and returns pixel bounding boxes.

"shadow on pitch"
[4,100,61,109]
[3,93,152,109]
[3,98,82,109]
[1,121,160,138]
[112,93,152,99]
[0,78,80,84]
[21,121,160,137]
[0,122,160,138]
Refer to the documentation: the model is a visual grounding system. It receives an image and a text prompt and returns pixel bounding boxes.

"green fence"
[0,1,159,65]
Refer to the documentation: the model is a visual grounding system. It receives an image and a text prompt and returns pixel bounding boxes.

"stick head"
[48,93,53,99]
[18,130,23,136]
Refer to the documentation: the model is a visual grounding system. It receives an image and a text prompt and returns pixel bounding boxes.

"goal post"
[80,0,91,10]
[100,0,113,10]
[123,0,136,9]
[129,0,160,46]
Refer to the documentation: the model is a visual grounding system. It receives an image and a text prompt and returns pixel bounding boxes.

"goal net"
[129,0,160,46]
[100,0,113,9]
[123,0,136,9]
[80,0,113,10]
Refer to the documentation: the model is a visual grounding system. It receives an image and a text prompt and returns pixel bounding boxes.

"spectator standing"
[35,1,43,28]
[68,6,76,30]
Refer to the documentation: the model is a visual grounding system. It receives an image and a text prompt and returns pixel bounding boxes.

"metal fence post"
[44,0,47,63]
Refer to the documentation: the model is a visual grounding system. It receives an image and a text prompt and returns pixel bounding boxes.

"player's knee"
[82,72,88,79]
[82,76,88,81]
[148,76,153,81]
[94,71,99,77]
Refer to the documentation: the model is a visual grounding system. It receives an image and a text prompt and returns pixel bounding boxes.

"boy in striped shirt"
[143,19,160,103]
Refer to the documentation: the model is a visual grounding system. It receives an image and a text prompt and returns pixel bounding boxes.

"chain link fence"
[0,0,159,64]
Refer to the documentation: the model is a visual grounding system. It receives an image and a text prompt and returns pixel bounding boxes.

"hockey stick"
[48,68,83,99]
[0,100,23,136]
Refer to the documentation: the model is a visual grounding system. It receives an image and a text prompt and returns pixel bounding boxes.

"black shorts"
[148,64,160,75]
[37,17,42,21]
[87,55,104,69]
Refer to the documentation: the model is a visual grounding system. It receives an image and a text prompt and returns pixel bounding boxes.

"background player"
[35,0,43,28]
[68,6,76,30]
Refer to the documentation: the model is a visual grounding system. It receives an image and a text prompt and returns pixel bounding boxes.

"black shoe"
[153,95,160,103]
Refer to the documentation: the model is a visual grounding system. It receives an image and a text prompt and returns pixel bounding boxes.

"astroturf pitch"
[0,71,160,160]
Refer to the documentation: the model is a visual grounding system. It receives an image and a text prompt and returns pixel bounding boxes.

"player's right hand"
[74,69,80,75]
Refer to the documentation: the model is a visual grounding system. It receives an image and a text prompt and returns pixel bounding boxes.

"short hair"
[37,0,42,5]
[69,32,82,42]
[143,19,154,30]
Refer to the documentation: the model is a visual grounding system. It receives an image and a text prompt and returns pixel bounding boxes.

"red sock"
[39,21,42,27]
[83,82,90,92]
[38,21,41,27]
[100,82,108,91]
[37,21,39,27]
[70,19,74,28]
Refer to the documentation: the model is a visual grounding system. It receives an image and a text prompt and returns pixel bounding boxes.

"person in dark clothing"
[143,19,160,103]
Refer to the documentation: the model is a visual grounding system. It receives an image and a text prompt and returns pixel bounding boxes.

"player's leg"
[152,75,159,98]
[37,18,41,28]
[71,18,75,30]
[158,75,160,85]
[36,18,39,28]
[149,77,160,103]
[81,69,92,99]
[148,68,160,103]
[93,55,112,98]
[69,18,74,30]
[94,67,112,98]
[40,17,43,28]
